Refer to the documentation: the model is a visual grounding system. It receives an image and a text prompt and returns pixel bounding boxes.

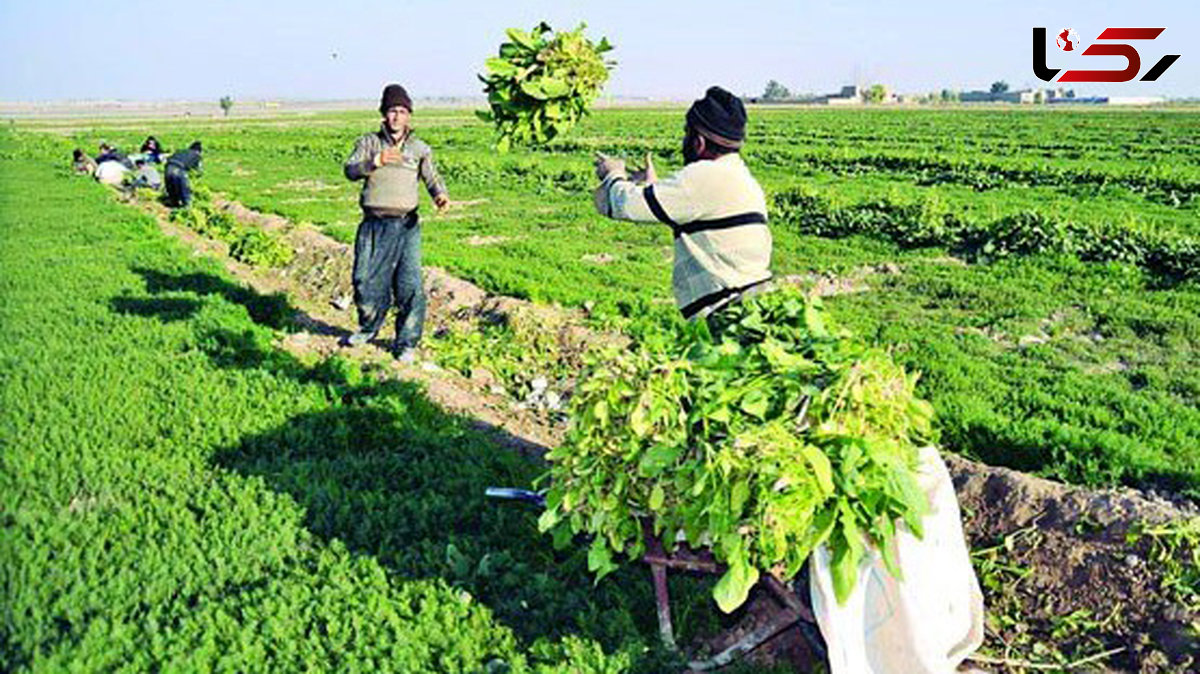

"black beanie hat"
[686,86,747,146]
[189,141,203,152]
[380,84,413,114]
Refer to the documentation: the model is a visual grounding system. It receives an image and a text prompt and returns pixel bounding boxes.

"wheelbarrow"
[486,488,828,671]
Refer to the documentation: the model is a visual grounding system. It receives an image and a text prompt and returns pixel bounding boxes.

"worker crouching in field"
[130,158,162,191]
[72,149,97,176]
[164,141,203,207]
[593,86,773,332]
[341,83,449,362]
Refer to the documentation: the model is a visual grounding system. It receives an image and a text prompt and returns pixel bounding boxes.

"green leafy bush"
[168,201,293,268]
[229,228,294,268]
[773,189,1200,282]
[538,288,936,610]
[477,22,614,151]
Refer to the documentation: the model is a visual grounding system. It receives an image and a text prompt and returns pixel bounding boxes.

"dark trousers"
[165,165,191,207]
[352,212,425,349]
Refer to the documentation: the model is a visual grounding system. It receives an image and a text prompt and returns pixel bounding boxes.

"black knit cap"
[686,86,747,145]
[380,84,413,114]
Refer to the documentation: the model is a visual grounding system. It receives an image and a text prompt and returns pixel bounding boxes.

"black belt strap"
[643,185,677,228]
[675,212,767,237]
[680,277,773,320]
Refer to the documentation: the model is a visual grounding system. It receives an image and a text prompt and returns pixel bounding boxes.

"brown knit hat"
[379,84,413,114]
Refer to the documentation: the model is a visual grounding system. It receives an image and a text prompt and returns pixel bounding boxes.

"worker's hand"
[375,146,403,168]
[629,152,657,185]
[594,152,626,182]
[433,193,450,212]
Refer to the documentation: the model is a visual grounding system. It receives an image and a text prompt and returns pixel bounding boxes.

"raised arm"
[595,166,701,227]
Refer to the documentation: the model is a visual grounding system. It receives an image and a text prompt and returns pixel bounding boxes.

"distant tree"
[940,88,959,103]
[762,80,792,102]
[866,84,887,104]
[990,80,1009,94]
[219,96,234,117]
[1033,90,1046,104]
[1065,89,1076,98]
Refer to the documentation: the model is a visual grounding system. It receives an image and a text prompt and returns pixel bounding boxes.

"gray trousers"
[352,212,424,349]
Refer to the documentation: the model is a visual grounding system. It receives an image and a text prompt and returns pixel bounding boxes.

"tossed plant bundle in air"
[537,288,935,611]
[477,22,614,151]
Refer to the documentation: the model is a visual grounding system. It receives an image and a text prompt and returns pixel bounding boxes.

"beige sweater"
[596,153,773,318]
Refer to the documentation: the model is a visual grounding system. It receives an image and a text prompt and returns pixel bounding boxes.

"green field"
[0,129,757,672]
[5,106,1200,671]
[37,107,1200,496]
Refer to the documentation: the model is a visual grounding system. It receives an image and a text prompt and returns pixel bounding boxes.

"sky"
[0,0,1196,101]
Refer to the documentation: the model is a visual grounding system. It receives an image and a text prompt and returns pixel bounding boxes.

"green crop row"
[752,147,1199,208]
[165,186,295,268]
[773,189,1200,283]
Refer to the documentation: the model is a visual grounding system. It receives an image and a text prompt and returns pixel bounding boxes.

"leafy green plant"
[229,228,294,267]
[167,199,293,268]
[772,189,1200,282]
[477,22,614,151]
[538,288,935,611]
[1130,517,1200,613]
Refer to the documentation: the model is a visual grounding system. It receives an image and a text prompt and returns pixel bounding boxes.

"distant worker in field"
[72,148,97,175]
[130,158,162,191]
[164,141,203,207]
[341,83,449,362]
[592,86,772,328]
[139,136,166,163]
[95,142,133,169]
[94,154,130,187]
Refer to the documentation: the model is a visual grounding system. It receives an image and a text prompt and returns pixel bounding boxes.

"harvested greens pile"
[477,22,614,151]
[538,288,936,611]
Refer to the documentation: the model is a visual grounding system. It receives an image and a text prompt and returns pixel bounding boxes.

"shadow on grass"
[110,296,204,323]
[121,266,345,338]
[209,371,710,670]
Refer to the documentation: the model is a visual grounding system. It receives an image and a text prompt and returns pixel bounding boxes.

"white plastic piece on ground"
[810,445,985,674]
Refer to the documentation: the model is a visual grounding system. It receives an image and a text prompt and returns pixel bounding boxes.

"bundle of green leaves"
[537,287,936,611]
[477,22,614,151]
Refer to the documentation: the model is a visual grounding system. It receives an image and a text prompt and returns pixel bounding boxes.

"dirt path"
[130,192,1197,673]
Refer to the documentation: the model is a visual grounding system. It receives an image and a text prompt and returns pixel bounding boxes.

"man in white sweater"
[593,86,773,323]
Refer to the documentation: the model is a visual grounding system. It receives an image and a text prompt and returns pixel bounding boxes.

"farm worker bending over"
[130,158,162,191]
[342,83,449,363]
[95,142,133,169]
[72,149,97,176]
[593,86,773,329]
[165,141,203,207]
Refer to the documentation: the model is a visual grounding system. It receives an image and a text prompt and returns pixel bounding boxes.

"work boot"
[395,346,418,364]
[341,330,375,347]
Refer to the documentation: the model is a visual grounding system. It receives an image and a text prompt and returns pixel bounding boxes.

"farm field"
[31,106,1200,497]
[0,129,742,672]
[5,106,1200,672]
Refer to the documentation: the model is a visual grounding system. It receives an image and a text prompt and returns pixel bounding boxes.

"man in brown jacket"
[342,84,449,361]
